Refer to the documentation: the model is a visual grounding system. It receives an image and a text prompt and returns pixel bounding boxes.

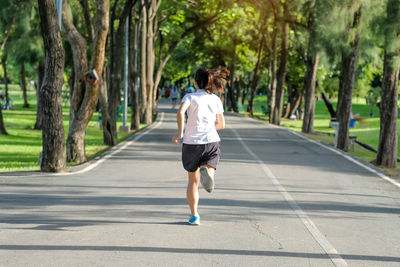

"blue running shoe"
[188,215,200,225]
[200,166,214,193]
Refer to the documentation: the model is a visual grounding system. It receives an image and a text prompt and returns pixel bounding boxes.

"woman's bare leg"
[187,169,200,216]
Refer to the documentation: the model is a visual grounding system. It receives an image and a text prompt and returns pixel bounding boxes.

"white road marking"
[54,112,165,176]
[249,120,400,189]
[230,126,348,267]
[289,130,400,189]
[0,113,164,178]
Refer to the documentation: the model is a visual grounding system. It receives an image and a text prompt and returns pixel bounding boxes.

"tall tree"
[37,0,66,172]
[375,0,399,168]
[268,3,279,123]
[142,0,221,123]
[272,0,292,125]
[139,0,148,122]
[301,0,320,133]
[129,7,141,131]
[62,0,110,163]
[336,3,362,151]
[239,0,269,117]
[108,0,137,141]
[248,33,265,117]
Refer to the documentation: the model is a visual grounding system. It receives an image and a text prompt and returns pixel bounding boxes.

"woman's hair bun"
[194,67,230,94]
[208,67,230,93]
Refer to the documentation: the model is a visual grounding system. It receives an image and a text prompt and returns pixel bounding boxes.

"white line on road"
[0,113,164,178]
[54,112,165,176]
[230,126,348,267]
[289,130,400,189]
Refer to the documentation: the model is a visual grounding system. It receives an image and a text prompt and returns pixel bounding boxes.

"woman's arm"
[215,113,225,130]
[172,101,190,144]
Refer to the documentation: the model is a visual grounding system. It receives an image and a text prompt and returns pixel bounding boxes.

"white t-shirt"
[181,89,224,144]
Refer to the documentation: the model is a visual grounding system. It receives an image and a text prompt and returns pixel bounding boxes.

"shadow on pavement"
[0,245,398,263]
[1,195,399,215]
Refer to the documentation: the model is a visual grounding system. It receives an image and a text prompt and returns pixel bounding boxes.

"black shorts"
[182,142,220,172]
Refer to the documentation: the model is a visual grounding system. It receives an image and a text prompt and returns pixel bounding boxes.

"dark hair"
[194,67,230,94]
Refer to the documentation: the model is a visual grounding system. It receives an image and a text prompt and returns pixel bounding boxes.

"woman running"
[172,67,229,225]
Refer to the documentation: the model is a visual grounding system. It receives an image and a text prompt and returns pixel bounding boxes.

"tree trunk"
[248,35,265,118]
[321,91,336,119]
[109,0,136,136]
[130,9,140,131]
[62,0,90,162]
[38,0,66,172]
[375,51,399,166]
[337,53,357,151]
[64,0,110,163]
[234,75,241,105]
[268,15,278,123]
[227,81,238,113]
[145,0,155,125]
[336,7,362,151]
[375,0,399,168]
[140,0,147,122]
[272,3,290,125]
[228,41,238,112]
[291,92,303,118]
[0,106,7,135]
[34,62,45,130]
[284,84,303,119]
[20,63,30,108]
[302,53,320,133]
[375,52,398,167]
[1,54,9,105]
[98,68,114,146]
[242,72,251,105]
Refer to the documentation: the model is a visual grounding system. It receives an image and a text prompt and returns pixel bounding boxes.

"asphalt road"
[0,99,399,266]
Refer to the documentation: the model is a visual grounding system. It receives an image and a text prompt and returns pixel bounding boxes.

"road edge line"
[0,112,165,178]
[230,126,348,267]
[54,112,165,176]
[233,114,400,189]
[288,130,400,189]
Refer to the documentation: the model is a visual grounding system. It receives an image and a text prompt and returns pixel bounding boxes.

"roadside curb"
[0,113,164,178]
[228,111,400,189]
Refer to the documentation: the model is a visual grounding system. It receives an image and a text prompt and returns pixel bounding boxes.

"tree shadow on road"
[0,244,398,263]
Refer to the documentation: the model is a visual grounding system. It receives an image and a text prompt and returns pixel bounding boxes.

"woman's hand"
[172,134,183,144]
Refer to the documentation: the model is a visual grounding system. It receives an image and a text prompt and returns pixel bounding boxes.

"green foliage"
[163,42,195,83]
[169,10,185,25]
[241,95,400,166]
[0,0,42,83]
[0,86,140,172]
[161,1,257,83]
[287,52,306,93]
[1,0,400,172]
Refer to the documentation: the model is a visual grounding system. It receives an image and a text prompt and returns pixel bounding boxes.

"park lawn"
[0,85,143,172]
[240,95,400,171]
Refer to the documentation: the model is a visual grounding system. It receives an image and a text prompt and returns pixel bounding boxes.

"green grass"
[240,95,400,170]
[0,85,144,172]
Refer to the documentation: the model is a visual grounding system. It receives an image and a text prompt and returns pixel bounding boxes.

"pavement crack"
[250,220,284,250]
